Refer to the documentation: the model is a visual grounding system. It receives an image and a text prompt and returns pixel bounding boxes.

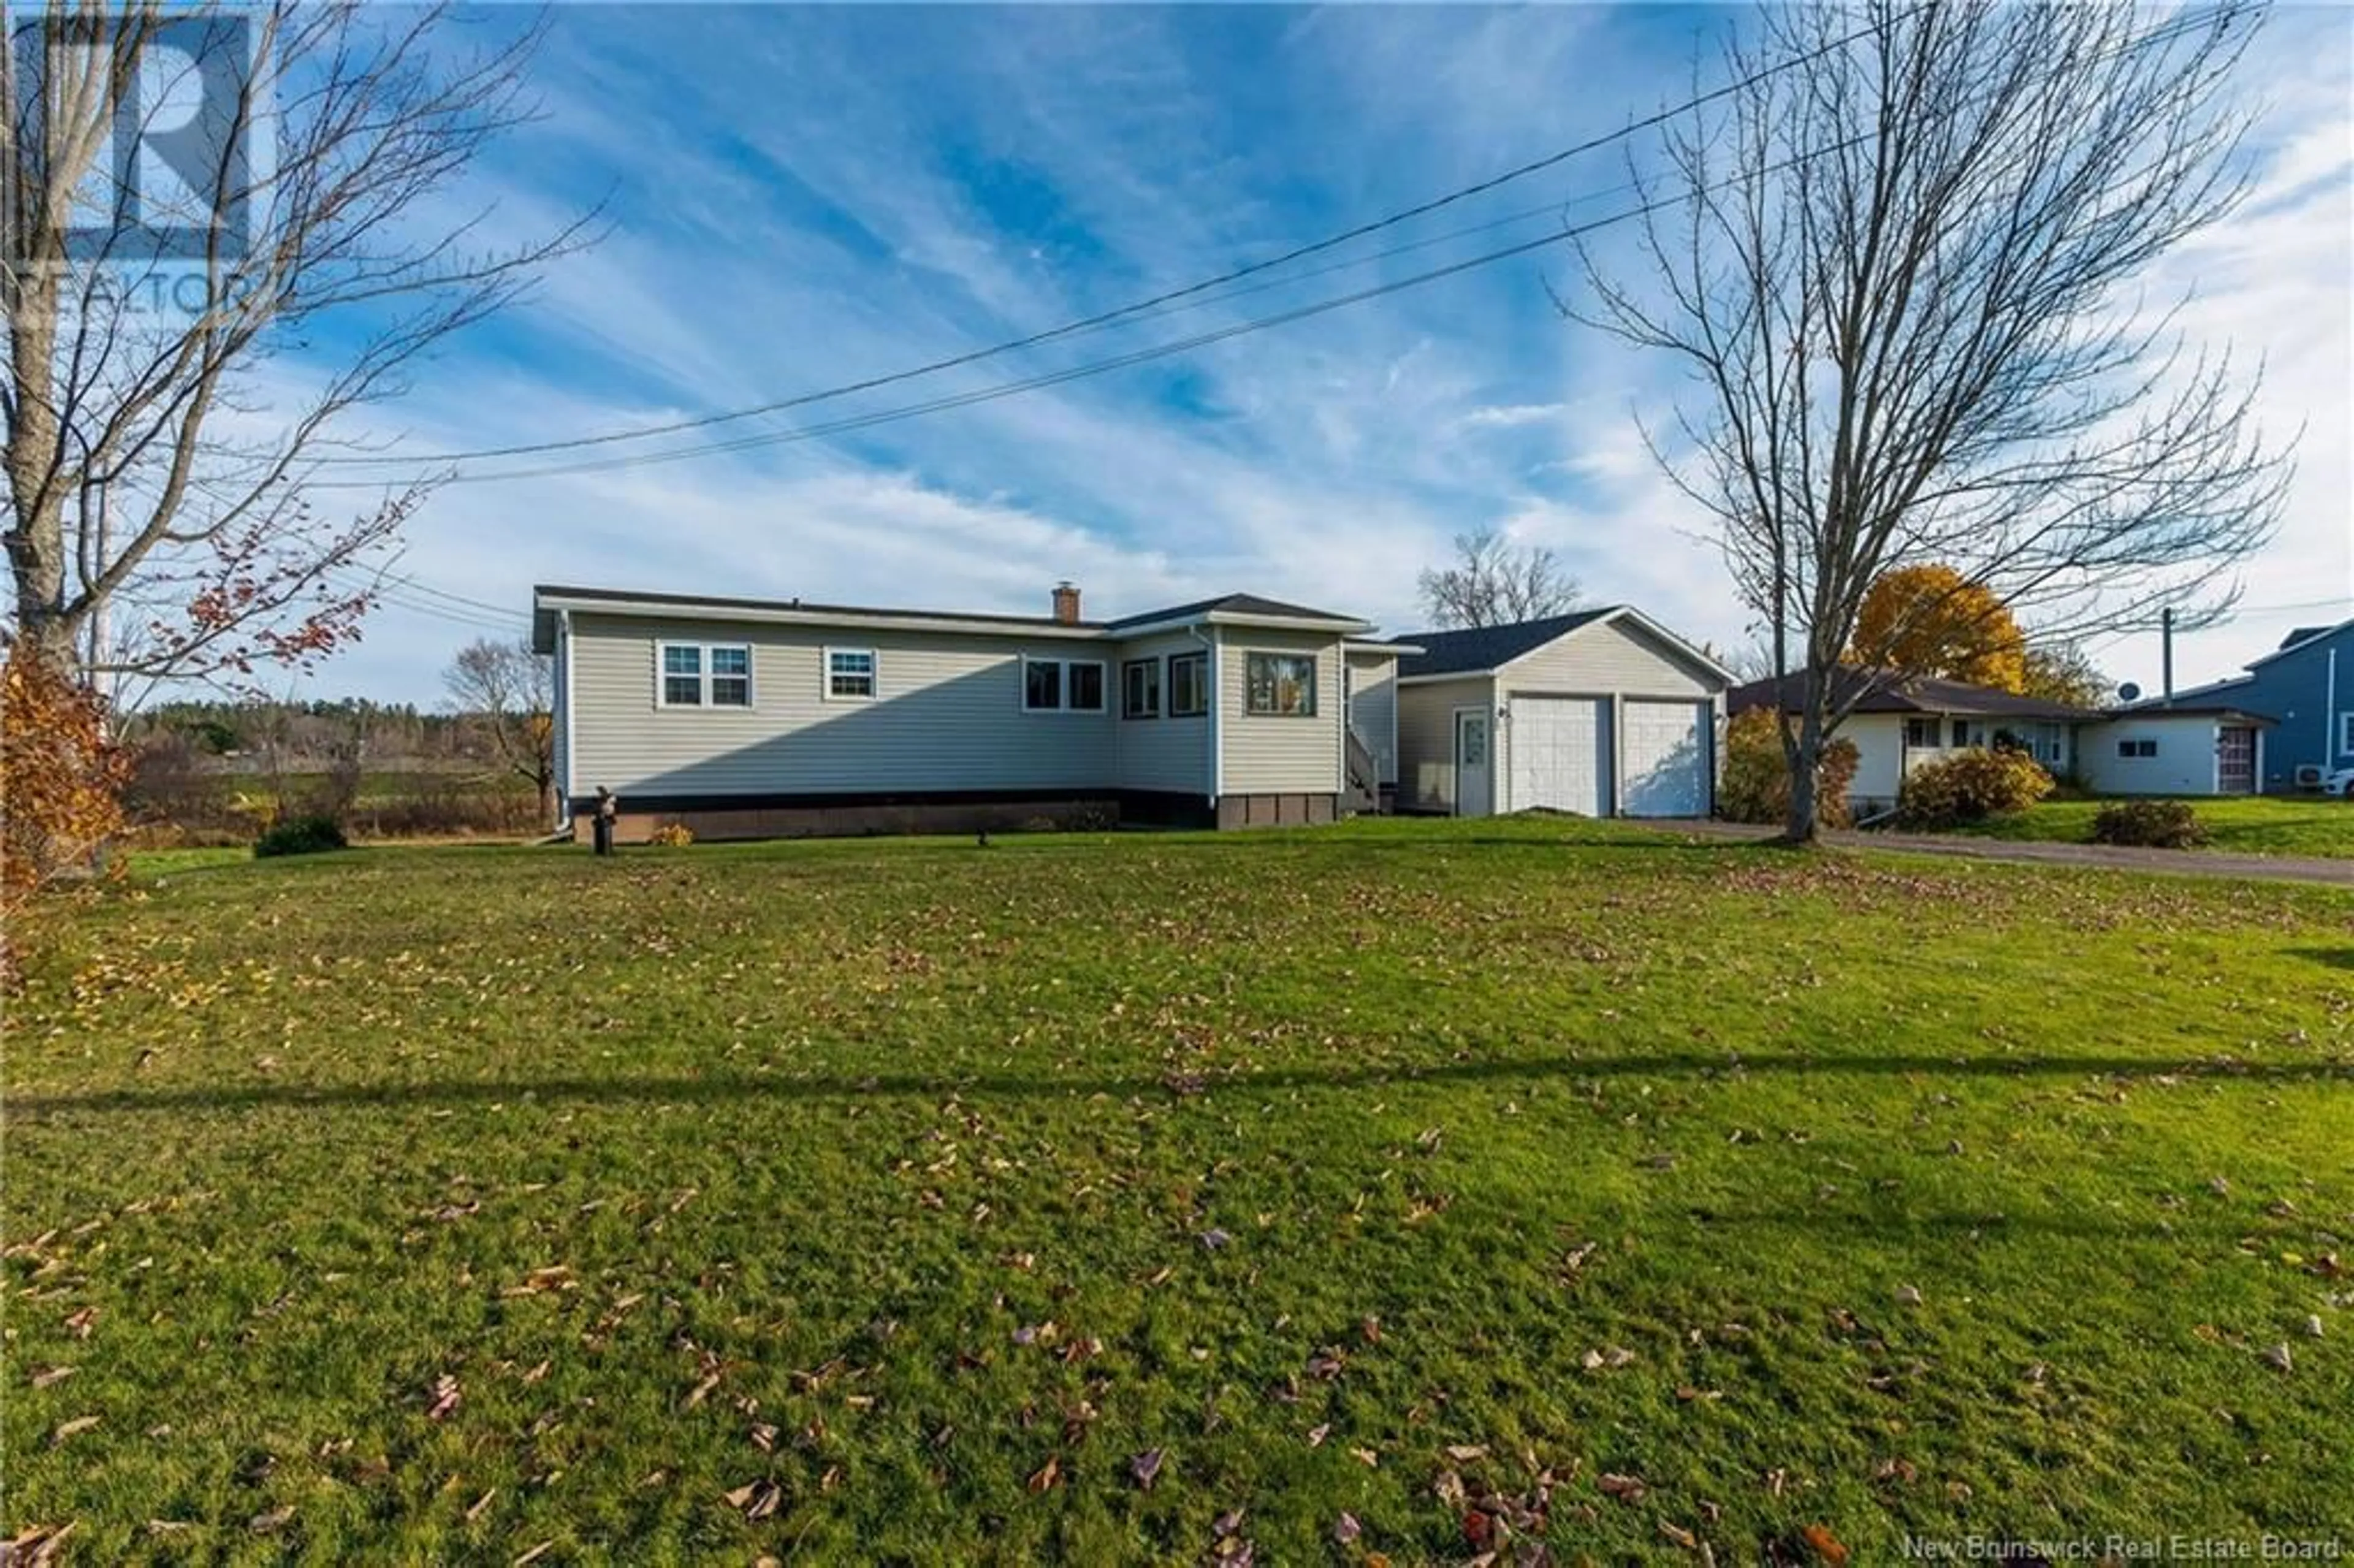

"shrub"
[253,815,349,858]
[646,821,695,848]
[1897,746,2053,829]
[2,650,129,895]
[2090,799,2209,849]
[1718,708,1860,828]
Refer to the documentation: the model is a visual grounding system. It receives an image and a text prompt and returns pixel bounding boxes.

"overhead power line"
[316,7,1920,473]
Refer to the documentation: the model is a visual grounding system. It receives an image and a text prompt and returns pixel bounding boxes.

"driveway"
[1662,819,2354,888]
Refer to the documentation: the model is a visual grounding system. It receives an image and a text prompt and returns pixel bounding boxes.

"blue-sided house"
[2146,618,2354,792]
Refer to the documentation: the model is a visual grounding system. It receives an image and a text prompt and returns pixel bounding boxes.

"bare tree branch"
[1571,0,2288,839]
[1416,527,1586,629]
[5,4,594,690]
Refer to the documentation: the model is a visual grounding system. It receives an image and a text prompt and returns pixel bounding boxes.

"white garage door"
[1507,696,1610,816]
[1621,700,1710,817]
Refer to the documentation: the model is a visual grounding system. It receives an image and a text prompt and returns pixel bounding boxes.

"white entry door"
[1507,696,1609,816]
[1621,700,1712,816]
[1454,709,1493,817]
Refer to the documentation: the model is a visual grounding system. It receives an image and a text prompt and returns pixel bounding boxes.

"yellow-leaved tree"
[1848,565,2025,691]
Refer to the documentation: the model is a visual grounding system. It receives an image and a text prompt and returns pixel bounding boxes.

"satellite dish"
[2117,681,2142,702]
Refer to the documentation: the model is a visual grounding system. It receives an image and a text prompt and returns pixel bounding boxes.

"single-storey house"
[530,582,1419,840]
[1727,669,2276,812]
[1388,607,1734,818]
[2131,618,2349,791]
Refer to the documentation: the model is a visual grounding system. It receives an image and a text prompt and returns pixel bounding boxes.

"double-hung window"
[1122,658,1160,719]
[658,641,753,708]
[1245,652,1317,717]
[1903,718,1940,748]
[1167,652,1208,717]
[1024,657,1105,712]
[826,647,877,701]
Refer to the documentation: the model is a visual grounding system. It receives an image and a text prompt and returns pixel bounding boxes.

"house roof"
[1727,669,2101,722]
[1387,607,1618,679]
[2109,704,2279,725]
[2247,617,2351,668]
[1100,593,1360,630]
[529,584,1373,650]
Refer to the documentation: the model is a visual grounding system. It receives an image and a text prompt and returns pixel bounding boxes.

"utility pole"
[2160,606,2174,707]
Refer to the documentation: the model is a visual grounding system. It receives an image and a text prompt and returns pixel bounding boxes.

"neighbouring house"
[1727,669,2275,813]
[2130,618,2352,791]
[530,582,1418,841]
[1388,607,1734,818]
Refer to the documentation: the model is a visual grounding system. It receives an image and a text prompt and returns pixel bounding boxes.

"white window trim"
[2339,711,2354,754]
[823,645,878,702]
[1122,657,1160,720]
[1167,650,1209,718]
[1021,655,1108,714]
[655,639,755,710]
[1243,650,1319,718]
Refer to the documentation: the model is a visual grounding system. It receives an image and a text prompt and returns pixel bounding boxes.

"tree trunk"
[1782,685,1826,845]
[539,775,560,833]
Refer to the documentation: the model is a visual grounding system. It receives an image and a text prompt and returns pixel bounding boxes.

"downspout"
[559,608,577,826]
[1187,622,1221,812]
[2328,649,2339,766]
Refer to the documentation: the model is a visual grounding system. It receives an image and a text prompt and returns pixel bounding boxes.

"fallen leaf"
[1130,1448,1165,1490]
[1661,1519,1699,1550]
[465,1489,496,1523]
[1306,1424,1330,1448]
[1214,1507,1246,1538]
[247,1505,295,1534]
[1598,1472,1647,1504]
[49,1415,101,1445]
[426,1375,462,1420]
[1894,1285,1924,1307]
[1198,1229,1232,1251]
[512,1542,557,1566]
[1335,1512,1362,1544]
[1027,1455,1062,1493]
[1350,1447,1379,1467]
[1446,1444,1490,1462]
[684,1371,722,1409]
[63,1306,98,1339]
[2263,1342,2295,1373]
[29,1366,77,1390]
[1802,1523,1851,1565]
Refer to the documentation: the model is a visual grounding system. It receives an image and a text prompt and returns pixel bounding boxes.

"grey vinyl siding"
[1498,617,1716,699]
[1346,650,1399,784]
[567,612,1113,797]
[1114,630,1213,796]
[1221,630,1346,794]
[1395,676,1492,812]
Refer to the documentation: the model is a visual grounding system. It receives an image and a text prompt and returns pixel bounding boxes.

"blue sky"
[294,3,2352,704]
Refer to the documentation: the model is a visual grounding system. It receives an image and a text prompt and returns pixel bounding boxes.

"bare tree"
[443,634,555,829]
[4,6,590,695]
[1416,527,1584,629]
[1573,1,2287,839]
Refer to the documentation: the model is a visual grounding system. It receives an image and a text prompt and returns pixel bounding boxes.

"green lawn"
[1951,796,2354,859]
[9,819,2352,1562]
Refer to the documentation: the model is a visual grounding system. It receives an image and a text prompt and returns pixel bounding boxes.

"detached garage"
[1390,606,1732,819]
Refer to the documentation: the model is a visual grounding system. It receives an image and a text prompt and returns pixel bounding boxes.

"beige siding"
[1220,630,1346,794]
[1113,631,1214,796]
[1345,650,1400,784]
[567,612,1113,797]
[1395,676,1493,812]
[1498,617,1716,699]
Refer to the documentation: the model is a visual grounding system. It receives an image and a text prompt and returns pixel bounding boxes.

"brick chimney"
[1051,581,1081,625]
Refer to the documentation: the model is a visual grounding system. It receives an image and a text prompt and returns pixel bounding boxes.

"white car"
[2322,768,2354,798]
